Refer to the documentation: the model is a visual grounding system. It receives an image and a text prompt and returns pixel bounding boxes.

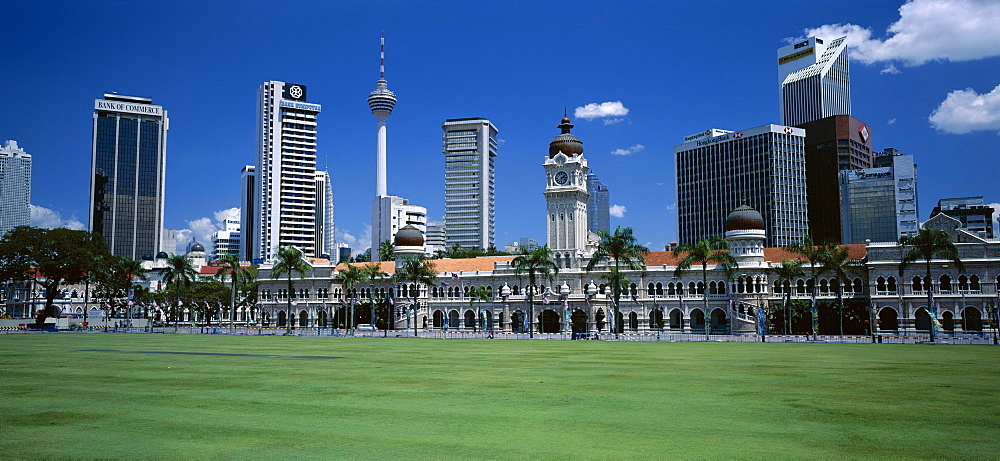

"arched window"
[958,275,969,291]
[709,281,717,295]
[656,282,663,296]
[668,283,676,295]
[629,283,638,296]
[876,277,886,292]
[887,277,897,293]
[940,275,952,292]
[970,275,980,291]
[912,276,923,292]
[696,282,704,295]
[820,279,829,294]
[647,283,655,296]
[689,282,696,294]
[853,278,863,293]
[796,279,806,294]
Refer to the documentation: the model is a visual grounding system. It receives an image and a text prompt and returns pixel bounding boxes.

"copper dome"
[726,205,765,231]
[394,225,424,247]
[549,115,584,158]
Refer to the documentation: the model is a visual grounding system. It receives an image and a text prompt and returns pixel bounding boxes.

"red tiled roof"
[643,244,866,267]
[334,256,517,275]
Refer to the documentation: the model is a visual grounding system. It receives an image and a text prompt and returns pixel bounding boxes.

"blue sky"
[4,0,999,255]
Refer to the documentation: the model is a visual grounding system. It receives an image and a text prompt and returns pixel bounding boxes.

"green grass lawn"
[1,334,998,459]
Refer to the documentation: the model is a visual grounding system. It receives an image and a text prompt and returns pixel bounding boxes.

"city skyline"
[4,0,1000,256]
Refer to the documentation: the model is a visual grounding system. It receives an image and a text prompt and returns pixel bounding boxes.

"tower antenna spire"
[380,31,385,79]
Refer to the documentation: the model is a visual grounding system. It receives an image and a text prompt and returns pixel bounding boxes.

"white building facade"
[442,118,498,250]
[544,115,591,269]
[0,140,31,237]
[211,219,241,261]
[255,81,324,259]
[371,195,427,257]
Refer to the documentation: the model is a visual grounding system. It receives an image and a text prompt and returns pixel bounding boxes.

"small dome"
[190,242,205,253]
[394,225,424,247]
[155,251,169,259]
[549,114,584,158]
[142,254,154,261]
[726,205,765,231]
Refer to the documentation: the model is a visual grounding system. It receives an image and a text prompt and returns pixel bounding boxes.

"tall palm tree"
[270,246,311,332]
[821,243,863,337]
[214,253,242,332]
[393,256,437,336]
[512,246,558,338]
[377,239,394,262]
[785,235,828,340]
[162,255,196,327]
[335,264,367,330]
[672,235,738,340]
[586,226,649,337]
[899,228,963,343]
[362,263,388,326]
[768,260,804,335]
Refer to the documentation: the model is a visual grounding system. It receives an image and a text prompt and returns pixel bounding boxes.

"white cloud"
[175,207,241,256]
[665,202,677,211]
[609,204,627,218]
[988,203,1000,235]
[928,83,1000,134]
[655,182,665,186]
[795,0,1000,66]
[888,118,897,125]
[30,205,85,230]
[574,101,629,120]
[610,144,645,156]
[603,118,625,126]
[880,63,901,74]
[336,224,372,255]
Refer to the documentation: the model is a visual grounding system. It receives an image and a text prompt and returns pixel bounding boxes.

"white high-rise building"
[255,81,324,259]
[314,170,335,259]
[239,165,257,262]
[425,220,446,255]
[211,219,241,261]
[778,36,850,126]
[442,118,497,250]
[0,140,31,237]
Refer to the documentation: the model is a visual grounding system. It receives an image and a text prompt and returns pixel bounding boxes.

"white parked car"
[356,324,377,331]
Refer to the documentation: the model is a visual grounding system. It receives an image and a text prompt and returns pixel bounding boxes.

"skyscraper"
[840,149,918,243]
[256,81,323,259]
[90,94,167,259]
[0,140,31,237]
[211,219,241,261]
[239,165,257,262]
[586,172,610,236]
[442,118,498,250]
[675,125,809,248]
[778,36,850,126]
[314,170,335,258]
[930,196,992,239]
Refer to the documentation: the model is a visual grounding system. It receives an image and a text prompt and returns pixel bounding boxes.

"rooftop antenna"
[379,31,385,79]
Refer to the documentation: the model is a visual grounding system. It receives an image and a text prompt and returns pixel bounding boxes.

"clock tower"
[544,113,590,268]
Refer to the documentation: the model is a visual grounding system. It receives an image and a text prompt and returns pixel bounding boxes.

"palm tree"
[270,246,311,333]
[362,263,388,326]
[821,243,863,337]
[214,253,242,332]
[393,256,437,336]
[335,264,366,330]
[586,226,649,337]
[785,235,828,340]
[672,236,738,340]
[512,246,558,338]
[468,285,491,332]
[377,239,394,262]
[899,228,963,343]
[768,260,804,335]
[162,255,196,327]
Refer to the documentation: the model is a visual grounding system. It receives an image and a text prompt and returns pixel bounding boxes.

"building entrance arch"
[540,309,560,333]
[628,312,638,330]
[433,310,444,328]
[511,310,524,332]
[669,309,682,329]
[915,308,931,331]
[277,310,287,327]
[299,310,309,327]
[710,308,728,332]
[649,309,664,330]
[878,307,898,331]
[690,309,705,330]
[570,309,588,333]
[963,307,983,332]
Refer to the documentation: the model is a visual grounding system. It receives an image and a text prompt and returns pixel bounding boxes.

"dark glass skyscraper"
[586,172,610,235]
[90,94,167,259]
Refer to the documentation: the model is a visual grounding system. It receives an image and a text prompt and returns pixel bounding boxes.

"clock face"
[555,171,568,185]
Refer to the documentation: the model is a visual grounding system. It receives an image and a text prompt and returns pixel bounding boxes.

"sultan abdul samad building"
[256,115,1000,337]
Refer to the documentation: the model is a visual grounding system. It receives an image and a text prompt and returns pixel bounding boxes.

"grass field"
[1,334,998,459]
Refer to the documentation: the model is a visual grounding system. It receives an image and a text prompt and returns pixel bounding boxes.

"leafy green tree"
[362,263,388,325]
[768,260,804,334]
[586,226,649,336]
[92,255,148,321]
[188,280,230,327]
[0,226,108,322]
[512,246,558,338]
[378,239,394,262]
[899,228,963,343]
[271,246,311,332]
[335,264,366,329]
[162,255,197,326]
[784,235,828,340]
[393,255,437,336]
[672,236,738,339]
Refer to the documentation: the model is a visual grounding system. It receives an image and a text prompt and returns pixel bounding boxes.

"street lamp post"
[526,285,535,339]
[500,283,511,334]
[586,281,598,338]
